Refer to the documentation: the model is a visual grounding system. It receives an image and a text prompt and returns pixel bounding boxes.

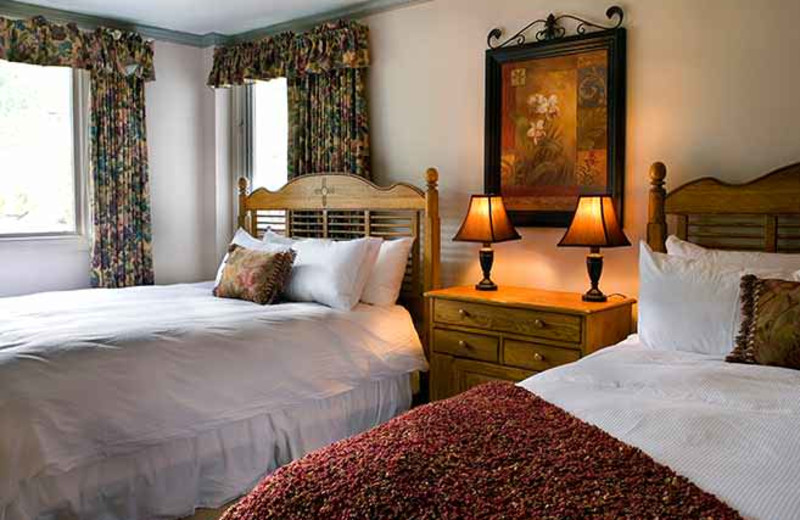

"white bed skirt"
[6,375,412,520]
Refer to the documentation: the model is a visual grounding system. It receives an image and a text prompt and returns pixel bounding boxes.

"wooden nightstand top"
[425,285,635,316]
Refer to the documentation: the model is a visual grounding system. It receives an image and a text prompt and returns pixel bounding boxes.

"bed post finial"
[426,167,439,190]
[647,162,668,253]
[238,177,248,231]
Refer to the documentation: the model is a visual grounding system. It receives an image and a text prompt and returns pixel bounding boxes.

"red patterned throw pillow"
[213,245,296,305]
[727,275,800,370]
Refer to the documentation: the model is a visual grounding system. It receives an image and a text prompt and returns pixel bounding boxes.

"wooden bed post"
[238,177,249,232]
[647,162,668,252]
[424,168,441,292]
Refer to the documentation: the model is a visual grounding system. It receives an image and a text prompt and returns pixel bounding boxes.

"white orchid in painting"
[523,92,560,147]
[527,119,546,145]
[527,93,560,117]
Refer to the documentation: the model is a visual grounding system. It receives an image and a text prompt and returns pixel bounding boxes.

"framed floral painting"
[484,27,626,227]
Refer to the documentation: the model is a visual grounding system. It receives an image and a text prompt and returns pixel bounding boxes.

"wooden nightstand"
[425,286,635,401]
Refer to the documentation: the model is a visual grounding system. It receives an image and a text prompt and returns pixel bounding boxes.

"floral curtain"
[90,71,154,287]
[0,16,155,80]
[207,21,368,86]
[288,68,369,178]
[89,28,155,288]
[206,31,294,87]
[0,16,156,288]
[208,20,371,179]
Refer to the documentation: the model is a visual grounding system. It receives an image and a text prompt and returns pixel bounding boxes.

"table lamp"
[557,195,630,302]
[454,194,521,291]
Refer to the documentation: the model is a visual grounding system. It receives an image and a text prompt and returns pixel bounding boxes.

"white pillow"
[214,228,290,285]
[361,237,415,306]
[261,230,294,247]
[666,235,800,271]
[638,241,800,356]
[263,231,382,310]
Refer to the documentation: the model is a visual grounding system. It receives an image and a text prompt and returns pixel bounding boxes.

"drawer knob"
[533,352,545,362]
[458,340,470,349]
[458,309,469,318]
[533,319,545,329]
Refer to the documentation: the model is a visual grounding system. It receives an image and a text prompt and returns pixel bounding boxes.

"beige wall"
[147,41,217,285]
[365,0,800,297]
[148,43,231,286]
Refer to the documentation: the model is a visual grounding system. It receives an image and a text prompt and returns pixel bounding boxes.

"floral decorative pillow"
[727,275,800,370]
[213,245,296,305]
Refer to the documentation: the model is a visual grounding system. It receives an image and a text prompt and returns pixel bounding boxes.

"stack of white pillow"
[215,229,414,310]
[638,236,800,356]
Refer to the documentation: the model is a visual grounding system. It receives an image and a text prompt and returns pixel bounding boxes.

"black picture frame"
[484,27,627,228]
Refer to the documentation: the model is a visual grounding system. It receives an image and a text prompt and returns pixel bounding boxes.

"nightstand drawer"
[462,371,505,390]
[503,340,581,372]
[433,328,499,362]
[454,358,533,394]
[434,299,582,343]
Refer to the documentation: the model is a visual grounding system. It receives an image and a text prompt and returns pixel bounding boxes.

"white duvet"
[521,335,800,520]
[0,282,427,512]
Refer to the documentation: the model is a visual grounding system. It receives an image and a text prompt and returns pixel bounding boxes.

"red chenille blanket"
[222,382,742,520]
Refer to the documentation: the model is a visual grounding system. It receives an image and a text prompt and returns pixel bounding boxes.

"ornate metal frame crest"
[487,6,624,49]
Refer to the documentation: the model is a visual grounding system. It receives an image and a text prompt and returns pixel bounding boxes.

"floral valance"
[91,27,155,80]
[0,16,155,81]
[208,20,369,88]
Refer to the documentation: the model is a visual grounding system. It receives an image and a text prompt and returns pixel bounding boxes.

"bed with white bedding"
[0,282,428,520]
[522,335,800,520]
[1,171,443,520]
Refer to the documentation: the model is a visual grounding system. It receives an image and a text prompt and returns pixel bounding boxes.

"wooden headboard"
[647,161,800,253]
[237,169,441,344]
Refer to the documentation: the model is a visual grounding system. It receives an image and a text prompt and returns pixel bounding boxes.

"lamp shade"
[558,195,630,248]
[453,194,521,244]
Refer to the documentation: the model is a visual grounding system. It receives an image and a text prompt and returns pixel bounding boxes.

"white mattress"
[0,282,428,520]
[520,334,800,520]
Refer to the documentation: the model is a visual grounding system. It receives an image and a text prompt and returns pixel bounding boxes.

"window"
[250,78,288,191]
[0,60,85,237]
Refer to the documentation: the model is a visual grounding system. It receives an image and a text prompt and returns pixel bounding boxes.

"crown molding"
[227,0,432,44]
[0,0,432,48]
[0,0,215,47]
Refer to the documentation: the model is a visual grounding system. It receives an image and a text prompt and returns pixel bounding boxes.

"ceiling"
[14,0,377,35]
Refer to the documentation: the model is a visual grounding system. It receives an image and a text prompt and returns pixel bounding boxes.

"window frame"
[238,83,255,184]
[0,67,90,241]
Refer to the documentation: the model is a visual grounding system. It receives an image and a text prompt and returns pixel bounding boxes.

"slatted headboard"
[237,169,441,345]
[647,161,800,253]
